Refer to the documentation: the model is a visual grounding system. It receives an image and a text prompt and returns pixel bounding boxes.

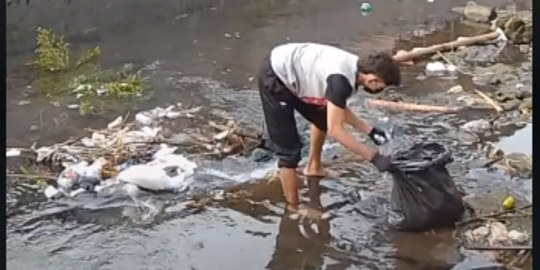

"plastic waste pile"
[25,103,202,200]
[5,102,263,201]
[44,144,198,200]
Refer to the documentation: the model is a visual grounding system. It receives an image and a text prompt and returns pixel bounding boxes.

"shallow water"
[6,0,530,269]
[497,124,532,155]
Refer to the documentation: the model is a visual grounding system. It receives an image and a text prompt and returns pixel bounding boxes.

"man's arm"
[325,75,376,161]
[344,108,372,135]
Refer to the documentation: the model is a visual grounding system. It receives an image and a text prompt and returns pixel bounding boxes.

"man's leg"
[294,102,328,177]
[260,95,302,205]
[257,57,303,206]
[305,124,326,176]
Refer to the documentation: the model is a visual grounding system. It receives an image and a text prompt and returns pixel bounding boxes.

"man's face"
[358,74,387,94]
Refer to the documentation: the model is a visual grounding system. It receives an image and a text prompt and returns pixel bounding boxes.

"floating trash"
[359,2,372,16]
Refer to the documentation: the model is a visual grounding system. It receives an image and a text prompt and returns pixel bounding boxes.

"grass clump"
[28,27,147,115]
[28,27,100,72]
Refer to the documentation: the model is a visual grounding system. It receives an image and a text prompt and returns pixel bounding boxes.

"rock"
[504,152,532,177]
[473,64,516,85]
[250,148,273,162]
[496,13,533,44]
[451,2,497,24]
[501,99,521,111]
[447,85,464,94]
[520,90,532,99]
[461,119,491,133]
[447,130,479,145]
[519,44,530,53]
[518,98,532,111]
[457,95,480,107]
[485,144,504,159]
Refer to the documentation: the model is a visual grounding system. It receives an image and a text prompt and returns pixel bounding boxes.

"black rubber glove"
[368,127,389,146]
[370,152,394,173]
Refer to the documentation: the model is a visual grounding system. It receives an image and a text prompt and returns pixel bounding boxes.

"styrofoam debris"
[80,137,95,147]
[508,230,529,243]
[446,64,457,72]
[447,85,464,94]
[425,61,458,75]
[426,61,446,72]
[107,116,124,130]
[165,111,182,119]
[44,185,62,199]
[6,149,21,157]
[135,112,153,126]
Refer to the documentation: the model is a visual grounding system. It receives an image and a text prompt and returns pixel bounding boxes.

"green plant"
[28,27,147,115]
[29,27,100,72]
[69,70,147,115]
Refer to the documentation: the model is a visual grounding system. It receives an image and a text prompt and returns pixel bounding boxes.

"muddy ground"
[6,0,532,269]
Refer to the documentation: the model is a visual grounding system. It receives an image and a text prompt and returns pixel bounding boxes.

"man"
[257,42,405,214]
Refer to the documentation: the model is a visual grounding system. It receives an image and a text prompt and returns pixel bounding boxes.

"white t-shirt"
[270,43,359,106]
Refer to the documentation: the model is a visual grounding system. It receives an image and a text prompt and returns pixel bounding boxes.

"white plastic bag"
[116,154,197,191]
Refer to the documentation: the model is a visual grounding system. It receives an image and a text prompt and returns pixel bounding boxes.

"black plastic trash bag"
[387,142,465,231]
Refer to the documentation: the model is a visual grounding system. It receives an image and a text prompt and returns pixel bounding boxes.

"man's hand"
[370,152,395,173]
[368,127,389,145]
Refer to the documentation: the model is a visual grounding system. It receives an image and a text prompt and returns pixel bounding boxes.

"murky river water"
[7,0,531,269]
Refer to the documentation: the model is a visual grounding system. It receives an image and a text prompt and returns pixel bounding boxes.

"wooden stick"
[464,245,532,251]
[393,31,501,62]
[474,89,504,113]
[456,204,532,226]
[6,173,57,181]
[366,99,458,113]
[208,121,261,140]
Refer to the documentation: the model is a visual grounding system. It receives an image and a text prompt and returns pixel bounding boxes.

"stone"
[461,119,491,133]
[447,85,464,94]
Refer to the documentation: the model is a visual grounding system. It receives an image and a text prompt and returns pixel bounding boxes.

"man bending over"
[257,42,404,214]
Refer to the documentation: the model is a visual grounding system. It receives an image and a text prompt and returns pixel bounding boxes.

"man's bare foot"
[302,165,327,178]
[286,203,330,221]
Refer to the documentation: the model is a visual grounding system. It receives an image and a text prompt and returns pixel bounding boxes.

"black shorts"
[257,56,327,169]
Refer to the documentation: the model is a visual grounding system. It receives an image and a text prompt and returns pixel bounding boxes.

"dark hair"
[357,52,401,86]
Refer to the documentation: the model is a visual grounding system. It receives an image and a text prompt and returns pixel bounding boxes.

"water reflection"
[267,179,331,270]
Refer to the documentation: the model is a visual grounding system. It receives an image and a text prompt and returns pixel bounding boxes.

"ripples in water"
[7,74,529,270]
